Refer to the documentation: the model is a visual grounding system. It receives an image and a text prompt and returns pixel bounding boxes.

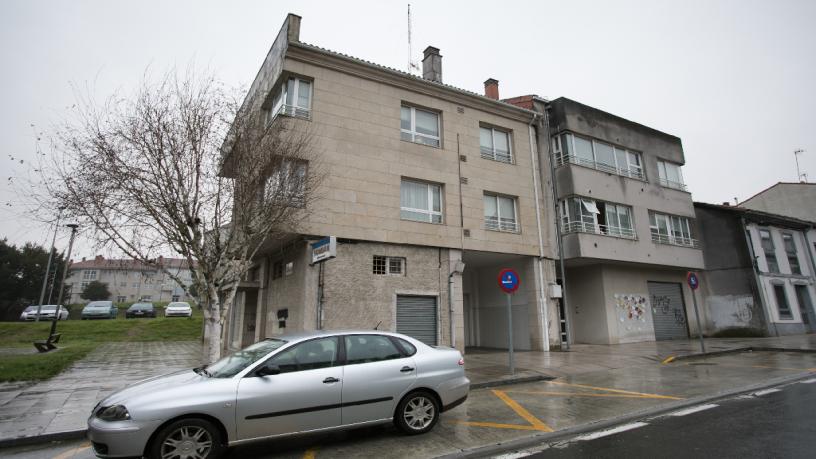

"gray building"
[740,182,816,222]
[694,202,816,336]
[505,95,705,345]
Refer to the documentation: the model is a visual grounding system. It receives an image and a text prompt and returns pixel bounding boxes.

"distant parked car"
[81,301,118,320]
[125,302,156,319]
[19,305,69,321]
[165,301,193,318]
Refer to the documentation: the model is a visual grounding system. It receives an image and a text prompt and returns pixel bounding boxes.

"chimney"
[82,257,86,262]
[95,255,104,261]
[422,46,442,83]
[484,78,499,100]
[722,202,731,206]
[286,13,301,42]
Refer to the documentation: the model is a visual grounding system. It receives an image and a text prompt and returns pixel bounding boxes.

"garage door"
[396,295,437,346]
[647,282,688,341]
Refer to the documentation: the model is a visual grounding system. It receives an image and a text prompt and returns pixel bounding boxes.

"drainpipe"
[741,217,778,336]
[528,115,550,352]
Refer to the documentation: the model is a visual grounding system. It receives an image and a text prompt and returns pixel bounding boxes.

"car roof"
[269,329,412,343]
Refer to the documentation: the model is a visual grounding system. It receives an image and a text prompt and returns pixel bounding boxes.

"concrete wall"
[741,183,816,222]
[565,265,609,344]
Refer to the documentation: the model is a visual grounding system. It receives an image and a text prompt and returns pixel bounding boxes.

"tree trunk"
[203,291,224,363]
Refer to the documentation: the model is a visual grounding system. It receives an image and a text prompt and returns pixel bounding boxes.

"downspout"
[741,217,778,336]
[543,105,571,349]
[528,115,550,352]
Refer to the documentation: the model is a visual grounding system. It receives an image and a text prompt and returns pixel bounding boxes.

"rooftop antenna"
[794,149,808,183]
[407,4,420,75]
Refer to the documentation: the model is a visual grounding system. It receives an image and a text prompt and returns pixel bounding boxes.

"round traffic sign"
[687,272,700,290]
[498,268,520,294]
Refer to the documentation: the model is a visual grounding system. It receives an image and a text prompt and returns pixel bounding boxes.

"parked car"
[81,301,118,320]
[87,330,469,458]
[125,302,156,319]
[164,301,192,318]
[19,304,69,321]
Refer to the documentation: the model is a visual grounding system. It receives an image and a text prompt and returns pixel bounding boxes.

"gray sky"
[1,0,814,258]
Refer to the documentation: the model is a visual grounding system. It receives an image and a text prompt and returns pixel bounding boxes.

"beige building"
[66,256,194,304]
[222,14,562,353]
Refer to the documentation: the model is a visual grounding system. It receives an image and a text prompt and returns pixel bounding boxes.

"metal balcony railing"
[276,104,311,120]
[485,216,519,233]
[658,177,687,191]
[562,221,637,240]
[650,232,701,248]
[554,154,645,180]
[480,146,513,164]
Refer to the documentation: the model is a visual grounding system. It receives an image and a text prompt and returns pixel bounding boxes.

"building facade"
[66,256,194,304]
[695,202,816,335]
[223,14,562,353]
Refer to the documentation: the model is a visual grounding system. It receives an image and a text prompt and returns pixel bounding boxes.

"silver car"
[19,304,69,321]
[87,330,469,458]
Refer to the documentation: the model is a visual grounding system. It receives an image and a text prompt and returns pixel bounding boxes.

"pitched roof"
[694,201,816,228]
[739,181,816,206]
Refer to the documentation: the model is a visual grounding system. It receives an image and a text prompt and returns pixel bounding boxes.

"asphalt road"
[523,378,816,459]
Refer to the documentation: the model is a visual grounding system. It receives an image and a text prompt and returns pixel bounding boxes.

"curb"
[0,429,86,449]
[435,370,815,459]
[668,346,816,362]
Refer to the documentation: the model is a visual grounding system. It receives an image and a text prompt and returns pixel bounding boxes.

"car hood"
[100,370,205,407]
[166,306,191,310]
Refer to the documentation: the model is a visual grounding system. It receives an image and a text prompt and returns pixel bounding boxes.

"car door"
[235,336,343,440]
[340,334,417,425]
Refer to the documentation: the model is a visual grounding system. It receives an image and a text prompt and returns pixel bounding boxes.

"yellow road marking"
[507,390,682,400]
[52,443,90,459]
[547,381,682,400]
[492,389,553,432]
[662,356,676,364]
[686,362,813,372]
[452,420,540,430]
[303,447,319,459]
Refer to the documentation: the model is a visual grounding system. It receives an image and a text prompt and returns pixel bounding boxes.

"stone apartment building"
[222,14,563,353]
[694,202,816,335]
[66,256,194,304]
[504,96,706,345]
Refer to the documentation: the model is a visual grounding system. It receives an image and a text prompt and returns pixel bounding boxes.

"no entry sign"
[498,268,520,294]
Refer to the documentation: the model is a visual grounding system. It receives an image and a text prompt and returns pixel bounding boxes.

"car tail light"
[458,358,465,366]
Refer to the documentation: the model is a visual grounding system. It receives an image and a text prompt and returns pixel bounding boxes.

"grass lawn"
[0,313,203,382]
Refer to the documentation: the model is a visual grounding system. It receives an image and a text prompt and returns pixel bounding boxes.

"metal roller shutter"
[396,295,437,346]
[647,282,689,341]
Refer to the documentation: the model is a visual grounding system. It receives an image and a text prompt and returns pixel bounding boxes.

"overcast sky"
[1,0,814,258]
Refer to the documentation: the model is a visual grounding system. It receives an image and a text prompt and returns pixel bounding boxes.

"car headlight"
[96,405,131,421]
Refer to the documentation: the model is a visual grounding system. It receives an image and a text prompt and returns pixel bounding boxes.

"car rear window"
[394,338,417,356]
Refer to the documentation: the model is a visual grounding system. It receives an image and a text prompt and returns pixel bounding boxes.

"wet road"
[1,351,815,459]
[516,378,816,459]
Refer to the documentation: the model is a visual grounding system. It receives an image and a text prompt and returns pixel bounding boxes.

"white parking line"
[799,378,816,384]
[574,422,649,441]
[669,403,719,417]
[752,388,781,396]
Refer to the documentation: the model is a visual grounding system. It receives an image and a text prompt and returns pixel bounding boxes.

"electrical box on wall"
[549,284,563,298]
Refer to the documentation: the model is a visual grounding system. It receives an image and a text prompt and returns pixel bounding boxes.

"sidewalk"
[0,334,814,448]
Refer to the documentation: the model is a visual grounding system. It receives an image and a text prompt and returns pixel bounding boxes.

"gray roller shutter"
[396,295,437,346]
[648,282,689,341]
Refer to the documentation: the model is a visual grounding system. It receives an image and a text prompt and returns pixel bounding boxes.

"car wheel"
[149,418,224,459]
[394,390,440,435]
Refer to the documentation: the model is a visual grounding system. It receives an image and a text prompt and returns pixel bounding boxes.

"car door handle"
[400,366,415,373]
[323,377,340,384]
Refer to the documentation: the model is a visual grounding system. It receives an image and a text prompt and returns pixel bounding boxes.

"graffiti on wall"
[707,295,757,330]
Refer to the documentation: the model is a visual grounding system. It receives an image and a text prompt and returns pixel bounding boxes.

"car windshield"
[130,303,152,310]
[24,306,38,312]
[205,339,287,378]
[168,303,189,308]
[87,302,111,308]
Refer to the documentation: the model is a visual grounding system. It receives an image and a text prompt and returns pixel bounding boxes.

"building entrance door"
[795,285,816,333]
[647,282,689,341]
[242,290,258,348]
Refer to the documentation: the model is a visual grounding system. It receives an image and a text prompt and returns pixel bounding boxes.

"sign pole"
[498,268,520,376]
[506,293,515,375]
[687,272,706,354]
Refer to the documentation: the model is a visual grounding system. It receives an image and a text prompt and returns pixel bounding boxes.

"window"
[773,284,793,319]
[284,261,294,276]
[394,338,417,356]
[480,126,512,163]
[272,261,283,279]
[83,270,98,281]
[560,197,635,239]
[141,295,152,301]
[267,77,312,121]
[400,179,442,223]
[265,159,307,207]
[649,212,697,247]
[782,233,801,275]
[171,295,180,302]
[119,282,126,287]
[344,335,403,365]
[759,229,779,273]
[373,256,405,275]
[400,105,440,147]
[552,133,643,179]
[81,281,90,289]
[265,337,338,374]
[484,193,518,232]
[116,296,126,303]
[657,160,686,190]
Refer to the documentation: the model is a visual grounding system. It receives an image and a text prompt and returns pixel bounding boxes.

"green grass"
[0,315,203,382]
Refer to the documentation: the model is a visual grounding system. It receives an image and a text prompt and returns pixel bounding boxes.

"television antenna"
[407,4,420,75]
[794,149,808,182]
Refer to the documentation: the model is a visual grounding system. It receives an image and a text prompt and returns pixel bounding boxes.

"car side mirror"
[256,364,280,377]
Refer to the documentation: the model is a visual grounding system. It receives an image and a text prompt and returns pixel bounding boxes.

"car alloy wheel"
[150,418,224,459]
[395,390,439,435]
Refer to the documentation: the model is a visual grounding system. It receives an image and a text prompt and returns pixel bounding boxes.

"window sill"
[400,217,444,225]
[400,138,441,149]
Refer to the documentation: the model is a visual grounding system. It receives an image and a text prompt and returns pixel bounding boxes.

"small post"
[506,292,514,375]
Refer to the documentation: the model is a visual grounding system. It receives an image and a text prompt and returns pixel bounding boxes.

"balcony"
[658,177,688,191]
[650,232,700,249]
[562,221,637,240]
[485,216,519,233]
[480,146,513,164]
[555,154,645,180]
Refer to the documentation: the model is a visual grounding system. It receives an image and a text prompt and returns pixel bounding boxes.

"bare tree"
[39,71,321,361]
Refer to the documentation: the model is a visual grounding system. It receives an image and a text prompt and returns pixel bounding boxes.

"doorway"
[795,285,816,333]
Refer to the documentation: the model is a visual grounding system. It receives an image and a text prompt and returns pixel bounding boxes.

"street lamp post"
[49,223,78,338]
[35,209,62,322]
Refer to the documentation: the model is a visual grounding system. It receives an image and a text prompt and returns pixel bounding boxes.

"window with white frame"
[400,105,440,147]
[772,284,793,319]
[267,77,312,122]
[657,160,686,190]
[480,126,512,163]
[781,233,801,275]
[560,197,635,239]
[552,133,643,179]
[372,256,405,275]
[83,270,98,281]
[484,193,518,232]
[649,212,697,247]
[759,229,779,273]
[400,179,442,223]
